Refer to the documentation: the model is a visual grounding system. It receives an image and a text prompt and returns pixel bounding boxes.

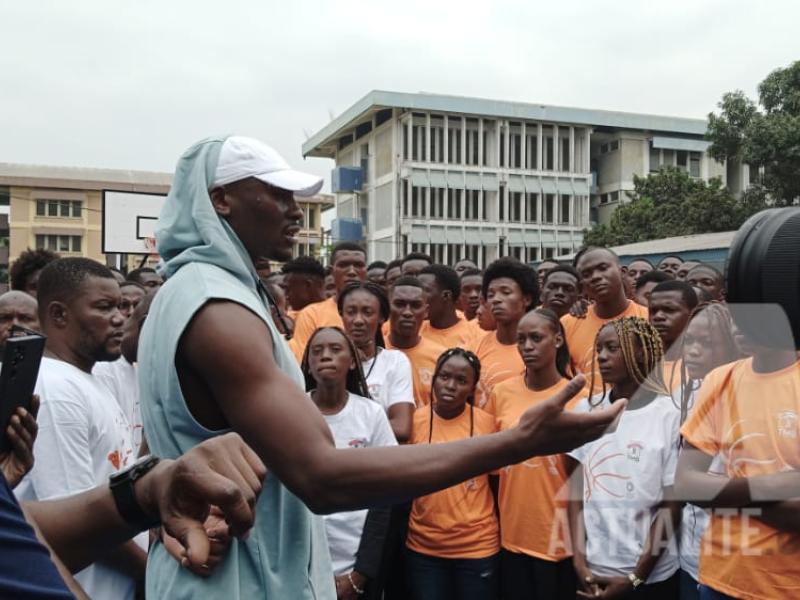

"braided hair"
[428,348,482,443]
[677,301,744,424]
[301,326,371,399]
[588,316,669,407]
[337,281,390,348]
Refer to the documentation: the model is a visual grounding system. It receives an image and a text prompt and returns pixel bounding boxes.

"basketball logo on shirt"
[626,442,643,463]
[777,410,798,439]
[348,438,368,448]
[419,368,433,386]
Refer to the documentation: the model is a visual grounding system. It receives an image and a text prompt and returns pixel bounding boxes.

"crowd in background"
[0,205,797,600]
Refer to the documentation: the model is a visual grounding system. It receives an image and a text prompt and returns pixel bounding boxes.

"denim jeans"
[679,569,700,600]
[406,548,499,600]
[698,584,736,600]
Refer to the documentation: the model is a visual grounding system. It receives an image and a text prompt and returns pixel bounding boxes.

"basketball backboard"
[102,190,167,254]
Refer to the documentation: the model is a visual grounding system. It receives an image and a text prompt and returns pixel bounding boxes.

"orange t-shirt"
[560,301,648,394]
[289,297,343,362]
[662,358,683,391]
[681,358,800,600]
[469,332,524,409]
[489,377,579,560]
[420,317,480,351]
[406,405,500,559]
[385,336,447,408]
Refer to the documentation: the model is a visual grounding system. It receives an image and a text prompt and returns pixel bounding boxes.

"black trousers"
[499,549,576,600]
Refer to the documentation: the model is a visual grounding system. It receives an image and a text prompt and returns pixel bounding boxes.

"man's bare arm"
[179,302,626,514]
[23,433,264,573]
[387,403,413,443]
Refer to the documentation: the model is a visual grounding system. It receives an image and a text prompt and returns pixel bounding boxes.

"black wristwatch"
[109,455,162,530]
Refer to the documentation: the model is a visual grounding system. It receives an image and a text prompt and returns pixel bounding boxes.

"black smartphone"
[0,331,46,453]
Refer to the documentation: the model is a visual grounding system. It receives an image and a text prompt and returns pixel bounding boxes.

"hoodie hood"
[155,136,261,292]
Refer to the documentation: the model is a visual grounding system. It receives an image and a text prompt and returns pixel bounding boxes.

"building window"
[465,244,480,266]
[649,146,660,173]
[447,189,462,219]
[411,186,426,218]
[35,234,82,253]
[525,193,538,223]
[560,138,570,172]
[544,247,555,259]
[36,199,81,218]
[510,192,522,222]
[545,136,555,170]
[447,243,462,263]
[526,247,538,262]
[560,195,571,224]
[430,188,445,219]
[509,246,523,260]
[526,132,538,170]
[689,153,701,177]
[544,194,555,223]
[465,190,480,220]
[430,243,445,264]
[610,191,620,202]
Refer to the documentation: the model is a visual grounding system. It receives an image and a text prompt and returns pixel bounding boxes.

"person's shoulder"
[420,337,447,358]
[703,357,747,387]
[627,300,649,318]
[472,405,497,431]
[492,375,523,398]
[381,348,412,368]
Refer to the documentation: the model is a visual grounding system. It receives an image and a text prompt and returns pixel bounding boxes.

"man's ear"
[47,301,69,329]
[209,187,232,217]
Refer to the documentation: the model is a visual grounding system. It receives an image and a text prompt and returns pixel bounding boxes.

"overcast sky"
[1,0,797,191]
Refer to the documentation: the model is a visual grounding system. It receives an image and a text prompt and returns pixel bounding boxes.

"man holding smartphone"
[19,258,146,600]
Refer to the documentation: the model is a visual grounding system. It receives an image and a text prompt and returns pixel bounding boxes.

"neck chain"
[363,347,381,380]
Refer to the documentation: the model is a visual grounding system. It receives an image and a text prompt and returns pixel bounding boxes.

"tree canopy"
[706,60,800,205]
[583,168,767,247]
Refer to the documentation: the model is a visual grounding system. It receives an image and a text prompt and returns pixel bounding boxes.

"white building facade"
[303,91,724,266]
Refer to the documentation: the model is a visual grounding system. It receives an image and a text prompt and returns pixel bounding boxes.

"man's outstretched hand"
[135,432,267,570]
[517,375,625,456]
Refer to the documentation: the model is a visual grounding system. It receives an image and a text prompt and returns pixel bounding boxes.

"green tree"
[583,168,768,247]
[707,60,800,204]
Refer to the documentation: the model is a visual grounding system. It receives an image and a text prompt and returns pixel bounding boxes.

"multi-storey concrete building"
[0,163,171,269]
[294,193,334,259]
[303,91,727,266]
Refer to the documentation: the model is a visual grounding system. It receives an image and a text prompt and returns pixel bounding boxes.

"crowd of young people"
[0,136,795,600]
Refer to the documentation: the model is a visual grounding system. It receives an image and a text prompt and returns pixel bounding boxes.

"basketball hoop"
[143,236,158,255]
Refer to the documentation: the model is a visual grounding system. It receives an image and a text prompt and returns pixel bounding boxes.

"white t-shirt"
[362,348,415,413]
[94,357,143,456]
[674,386,724,580]
[319,392,397,575]
[25,357,138,600]
[569,393,681,584]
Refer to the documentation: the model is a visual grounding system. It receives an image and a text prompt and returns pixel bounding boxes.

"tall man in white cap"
[139,136,624,599]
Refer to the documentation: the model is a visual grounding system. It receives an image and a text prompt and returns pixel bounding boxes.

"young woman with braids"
[338,281,416,442]
[486,308,582,600]
[302,327,397,600]
[567,316,682,600]
[674,303,744,600]
[405,348,500,600]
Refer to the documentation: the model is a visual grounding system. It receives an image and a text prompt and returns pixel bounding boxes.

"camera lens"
[726,207,800,349]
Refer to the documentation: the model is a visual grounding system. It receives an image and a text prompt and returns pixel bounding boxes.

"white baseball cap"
[211,136,323,197]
